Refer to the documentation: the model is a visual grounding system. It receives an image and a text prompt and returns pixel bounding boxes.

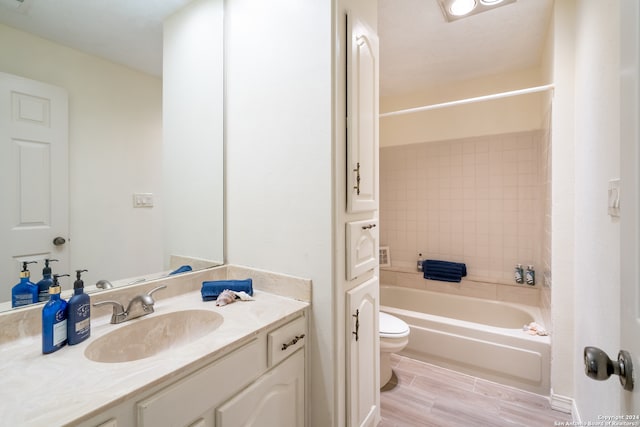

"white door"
[346,276,380,427]
[0,72,69,301]
[620,0,640,414]
[346,12,379,213]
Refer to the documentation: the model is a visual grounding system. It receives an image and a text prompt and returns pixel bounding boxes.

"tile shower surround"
[380,130,545,286]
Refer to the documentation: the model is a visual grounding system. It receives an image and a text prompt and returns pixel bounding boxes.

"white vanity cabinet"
[77,313,307,427]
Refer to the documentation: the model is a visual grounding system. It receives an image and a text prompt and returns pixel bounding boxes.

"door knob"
[52,236,66,246]
[583,346,634,391]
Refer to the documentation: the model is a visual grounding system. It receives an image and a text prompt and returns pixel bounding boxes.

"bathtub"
[380,285,550,395]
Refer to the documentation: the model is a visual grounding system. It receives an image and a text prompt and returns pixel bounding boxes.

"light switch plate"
[133,192,154,208]
[608,179,620,217]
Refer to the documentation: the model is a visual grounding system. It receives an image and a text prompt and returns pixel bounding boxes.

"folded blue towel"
[423,260,467,283]
[201,279,253,301]
[169,265,192,275]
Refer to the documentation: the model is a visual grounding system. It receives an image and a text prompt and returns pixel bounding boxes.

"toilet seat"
[379,312,409,338]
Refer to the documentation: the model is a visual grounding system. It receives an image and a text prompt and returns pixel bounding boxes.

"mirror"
[0,0,224,311]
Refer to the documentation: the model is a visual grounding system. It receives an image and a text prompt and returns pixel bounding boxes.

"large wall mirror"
[0,0,224,311]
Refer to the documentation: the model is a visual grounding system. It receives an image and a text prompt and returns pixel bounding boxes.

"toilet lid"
[379,312,410,338]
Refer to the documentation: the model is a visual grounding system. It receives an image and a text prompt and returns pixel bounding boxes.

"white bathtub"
[380,285,550,395]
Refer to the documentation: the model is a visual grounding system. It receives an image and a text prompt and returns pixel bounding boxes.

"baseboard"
[550,391,574,414]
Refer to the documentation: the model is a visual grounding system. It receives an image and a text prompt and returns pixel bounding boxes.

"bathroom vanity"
[0,266,310,427]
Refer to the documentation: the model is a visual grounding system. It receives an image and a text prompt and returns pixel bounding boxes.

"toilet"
[379,311,410,387]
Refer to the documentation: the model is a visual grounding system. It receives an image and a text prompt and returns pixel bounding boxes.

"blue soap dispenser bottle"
[67,269,90,345]
[36,258,58,303]
[12,261,38,308]
[42,274,69,354]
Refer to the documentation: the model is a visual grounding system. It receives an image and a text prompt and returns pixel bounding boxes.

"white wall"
[380,67,547,147]
[224,1,334,425]
[0,23,163,287]
[571,0,621,420]
[163,0,224,267]
[552,0,623,420]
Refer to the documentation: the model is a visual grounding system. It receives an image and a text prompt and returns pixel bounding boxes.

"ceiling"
[0,0,192,77]
[0,0,553,96]
[379,0,554,97]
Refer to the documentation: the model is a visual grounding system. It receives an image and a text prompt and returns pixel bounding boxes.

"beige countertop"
[0,269,309,426]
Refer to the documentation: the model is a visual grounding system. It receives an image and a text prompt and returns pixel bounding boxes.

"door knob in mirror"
[52,237,66,246]
[584,346,634,391]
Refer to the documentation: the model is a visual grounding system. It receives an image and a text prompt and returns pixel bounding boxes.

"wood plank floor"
[379,354,573,427]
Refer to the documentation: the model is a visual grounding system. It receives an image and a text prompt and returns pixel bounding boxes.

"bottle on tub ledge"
[525,265,536,286]
[417,253,424,272]
[514,264,524,284]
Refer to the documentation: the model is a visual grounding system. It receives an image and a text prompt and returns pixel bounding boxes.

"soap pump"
[11,261,38,308]
[67,269,90,345]
[42,274,69,354]
[36,259,59,303]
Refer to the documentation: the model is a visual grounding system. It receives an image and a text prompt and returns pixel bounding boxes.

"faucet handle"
[93,300,125,314]
[147,285,167,300]
[93,300,127,324]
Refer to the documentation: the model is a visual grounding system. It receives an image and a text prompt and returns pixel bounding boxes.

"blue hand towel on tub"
[201,279,253,301]
[423,260,467,283]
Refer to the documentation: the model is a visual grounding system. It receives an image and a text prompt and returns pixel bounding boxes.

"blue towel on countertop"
[423,260,467,283]
[201,279,253,301]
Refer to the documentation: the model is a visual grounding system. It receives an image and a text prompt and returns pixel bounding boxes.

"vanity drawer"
[268,315,306,367]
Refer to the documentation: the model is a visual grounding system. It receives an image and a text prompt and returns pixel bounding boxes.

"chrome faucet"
[95,279,113,289]
[93,285,167,324]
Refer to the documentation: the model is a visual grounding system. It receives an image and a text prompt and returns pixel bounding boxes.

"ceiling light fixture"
[438,0,516,22]
[449,0,476,16]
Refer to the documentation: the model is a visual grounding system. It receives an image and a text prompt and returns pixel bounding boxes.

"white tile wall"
[380,131,544,285]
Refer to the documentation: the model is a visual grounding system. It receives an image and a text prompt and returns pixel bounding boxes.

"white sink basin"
[84,309,224,363]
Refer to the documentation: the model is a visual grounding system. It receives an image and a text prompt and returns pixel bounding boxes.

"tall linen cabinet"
[225,0,379,426]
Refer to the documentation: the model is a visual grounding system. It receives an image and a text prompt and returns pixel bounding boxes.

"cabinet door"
[137,339,265,427]
[346,13,379,213]
[346,276,380,427]
[216,350,305,427]
[346,219,378,280]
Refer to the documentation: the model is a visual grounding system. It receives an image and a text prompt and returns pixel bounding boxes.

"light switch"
[133,192,154,208]
[608,179,620,217]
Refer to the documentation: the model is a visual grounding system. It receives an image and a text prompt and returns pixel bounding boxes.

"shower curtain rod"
[379,83,555,118]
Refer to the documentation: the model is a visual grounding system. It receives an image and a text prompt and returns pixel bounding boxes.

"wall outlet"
[133,193,154,208]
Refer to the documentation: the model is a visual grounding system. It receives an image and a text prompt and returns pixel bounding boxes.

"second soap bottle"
[67,269,91,345]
